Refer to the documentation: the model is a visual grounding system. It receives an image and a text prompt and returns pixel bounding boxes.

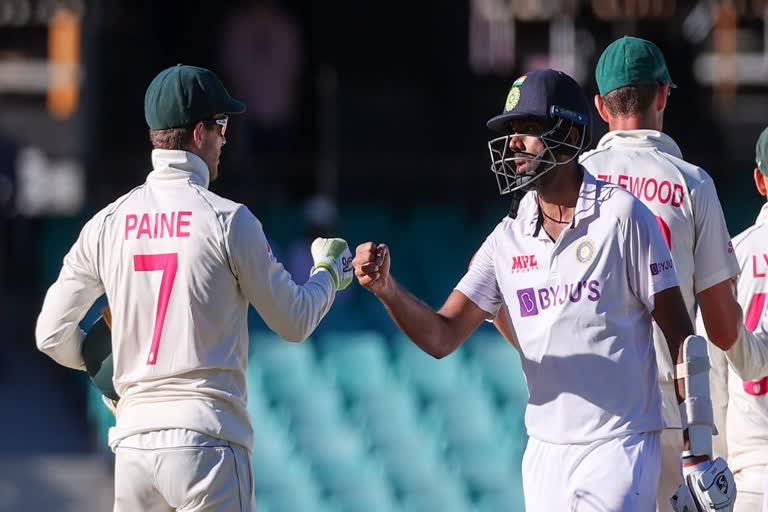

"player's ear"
[191,121,206,148]
[754,167,767,197]
[656,83,669,112]
[594,94,609,123]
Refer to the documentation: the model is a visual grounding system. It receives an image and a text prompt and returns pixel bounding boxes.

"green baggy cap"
[756,127,768,175]
[144,64,246,130]
[596,36,677,96]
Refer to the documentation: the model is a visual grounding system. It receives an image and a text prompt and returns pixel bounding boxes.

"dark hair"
[602,83,659,117]
[148,127,194,150]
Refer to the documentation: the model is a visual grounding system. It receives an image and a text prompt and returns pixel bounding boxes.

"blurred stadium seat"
[429,385,498,437]
[278,378,346,429]
[321,331,392,399]
[465,331,529,404]
[401,485,476,512]
[393,333,470,402]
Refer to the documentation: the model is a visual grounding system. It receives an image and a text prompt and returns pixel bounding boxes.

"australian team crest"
[504,75,527,112]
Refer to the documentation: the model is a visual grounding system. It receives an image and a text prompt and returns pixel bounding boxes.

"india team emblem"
[505,87,520,111]
[504,75,526,111]
[575,238,595,264]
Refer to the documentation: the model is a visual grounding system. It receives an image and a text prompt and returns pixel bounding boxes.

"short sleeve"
[692,179,741,293]
[455,229,503,317]
[625,199,680,313]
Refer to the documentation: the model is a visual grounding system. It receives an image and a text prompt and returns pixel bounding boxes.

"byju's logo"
[650,259,674,276]
[511,255,538,273]
[517,288,538,317]
[516,280,601,317]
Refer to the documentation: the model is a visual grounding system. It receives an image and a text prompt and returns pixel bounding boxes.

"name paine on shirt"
[124,211,192,240]
[597,174,685,207]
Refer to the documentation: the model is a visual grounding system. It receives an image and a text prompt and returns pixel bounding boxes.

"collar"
[149,150,210,189]
[756,202,768,225]
[596,130,683,159]
[519,166,599,237]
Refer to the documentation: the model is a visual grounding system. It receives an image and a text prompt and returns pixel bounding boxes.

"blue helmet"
[486,69,591,196]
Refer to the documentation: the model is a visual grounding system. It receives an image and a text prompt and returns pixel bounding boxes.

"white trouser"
[733,465,768,512]
[523,431,661,512]
[657,428,684,512]
[113,428,256,512]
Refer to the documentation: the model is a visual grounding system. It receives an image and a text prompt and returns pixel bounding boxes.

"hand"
[310,237,354,291]
[670,457,735,511]
[353,242,392,298]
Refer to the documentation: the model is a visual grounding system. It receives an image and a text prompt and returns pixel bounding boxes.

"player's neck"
[537,163,582,209]
[608,114,661,132]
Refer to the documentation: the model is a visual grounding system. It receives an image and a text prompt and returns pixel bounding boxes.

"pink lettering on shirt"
[177,211,192,237]
[753,254,768,279]
[124,211,193,240]
[593,173,685,208]
[125,214,138,240]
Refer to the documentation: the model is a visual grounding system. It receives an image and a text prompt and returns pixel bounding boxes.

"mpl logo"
[650,259,674,276]
[511,254,538,273]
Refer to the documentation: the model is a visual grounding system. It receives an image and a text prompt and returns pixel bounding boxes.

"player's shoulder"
[732,220,768,255]
[186,183,240,212]
[579,146,607,165]
[187,184,255,224]
[595,178,655,223]
[655,151,714,190]
[93,184,148,228]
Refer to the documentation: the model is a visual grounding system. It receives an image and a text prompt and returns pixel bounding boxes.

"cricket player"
[35,64,353,512]
[353,69,733,511]
[566,36,748,511]
[697,126,768,511]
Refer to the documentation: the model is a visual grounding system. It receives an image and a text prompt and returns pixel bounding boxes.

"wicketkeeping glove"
[310,237,353,290]
[82,306,120,406]
[670,457,736,512]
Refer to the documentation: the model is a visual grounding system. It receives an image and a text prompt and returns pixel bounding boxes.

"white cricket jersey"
[580,130,739,429]
[35,150,337,450]
[456,170,676,444]
[701,203,768,473]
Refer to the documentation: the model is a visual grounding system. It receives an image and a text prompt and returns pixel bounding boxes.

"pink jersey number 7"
[133,253,179,365]
[743,292,767,396]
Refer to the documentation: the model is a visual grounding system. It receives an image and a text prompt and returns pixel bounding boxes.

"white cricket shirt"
[36,150,337,450]
[702,203,768,472]
[581,130,739,428]
[456,170,676,444]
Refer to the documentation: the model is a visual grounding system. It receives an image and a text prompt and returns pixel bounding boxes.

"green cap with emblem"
[144,64,246,130]
[756,126,768,175]
[595,36,677,97]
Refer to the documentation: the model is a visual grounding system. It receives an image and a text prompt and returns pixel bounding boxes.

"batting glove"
[670,457,735,511]
[310,237,353,291]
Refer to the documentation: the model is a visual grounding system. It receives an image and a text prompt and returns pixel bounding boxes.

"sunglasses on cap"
[203,115,228,136]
